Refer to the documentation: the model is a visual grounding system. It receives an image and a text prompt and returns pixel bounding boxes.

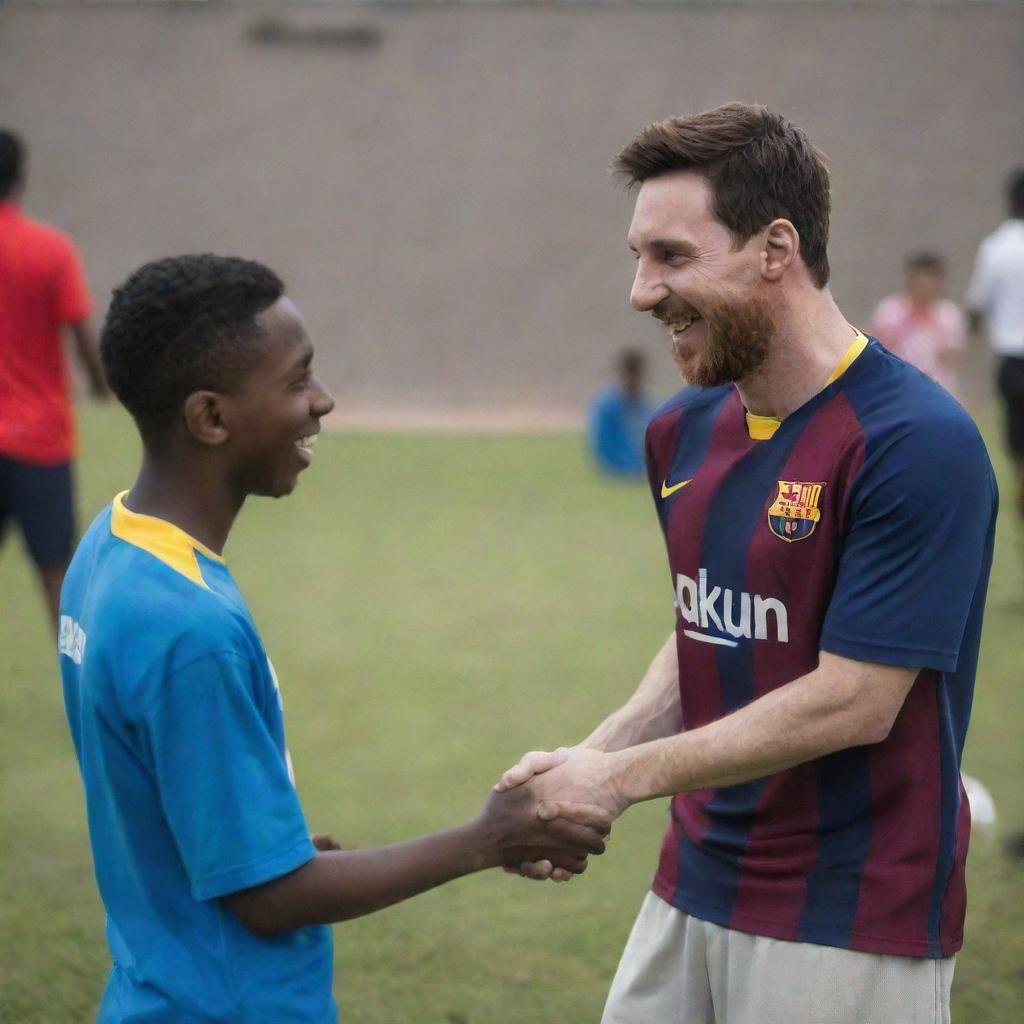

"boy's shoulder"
[63,501,263,702]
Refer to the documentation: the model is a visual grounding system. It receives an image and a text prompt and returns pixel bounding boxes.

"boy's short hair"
[101,254,284,443]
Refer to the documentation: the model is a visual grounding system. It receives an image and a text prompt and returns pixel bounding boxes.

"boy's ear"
[183,391,230,446]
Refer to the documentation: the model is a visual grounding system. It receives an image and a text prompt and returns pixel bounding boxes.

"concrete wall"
[3,1,1022,421]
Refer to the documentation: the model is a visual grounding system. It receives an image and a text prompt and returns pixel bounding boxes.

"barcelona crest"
[768,481,824,542]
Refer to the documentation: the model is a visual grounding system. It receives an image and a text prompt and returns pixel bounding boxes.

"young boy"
[59,254,608,1023]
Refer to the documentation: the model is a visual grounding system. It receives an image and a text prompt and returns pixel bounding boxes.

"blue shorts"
[0,455,76,568]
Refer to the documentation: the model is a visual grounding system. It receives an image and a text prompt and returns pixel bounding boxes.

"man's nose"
[630,263,667,312]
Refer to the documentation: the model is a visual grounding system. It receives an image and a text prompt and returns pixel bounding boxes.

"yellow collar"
[744,332,868,441]
[110,491,225,589]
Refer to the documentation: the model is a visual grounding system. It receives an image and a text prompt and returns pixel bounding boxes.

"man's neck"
[734,290,857,420]
[124,457,243,556]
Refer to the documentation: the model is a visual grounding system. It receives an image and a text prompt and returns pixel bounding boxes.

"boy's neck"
[124,457,243,556]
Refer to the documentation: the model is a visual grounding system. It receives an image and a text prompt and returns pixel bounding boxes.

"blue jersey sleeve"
[141,649,316,901]
[820,413,997,671]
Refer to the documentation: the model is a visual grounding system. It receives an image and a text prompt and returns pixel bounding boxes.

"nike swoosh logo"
[661,478,692,498]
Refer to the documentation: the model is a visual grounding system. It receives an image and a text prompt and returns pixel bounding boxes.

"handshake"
[478,746,629,883]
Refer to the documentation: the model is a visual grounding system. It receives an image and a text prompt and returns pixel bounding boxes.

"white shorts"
[602,892,955,1024]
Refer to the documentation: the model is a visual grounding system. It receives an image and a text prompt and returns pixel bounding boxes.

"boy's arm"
[223,784,610,936]
[149,650,609,936]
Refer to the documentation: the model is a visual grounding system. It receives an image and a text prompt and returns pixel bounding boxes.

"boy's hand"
[495,746,629,881]
[477,782,611,877]
[312,833,347,852]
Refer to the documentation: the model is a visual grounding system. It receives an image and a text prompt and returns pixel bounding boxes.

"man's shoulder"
[846,346,989,472]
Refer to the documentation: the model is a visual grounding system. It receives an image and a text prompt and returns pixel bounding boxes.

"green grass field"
[2,403,1022,1023]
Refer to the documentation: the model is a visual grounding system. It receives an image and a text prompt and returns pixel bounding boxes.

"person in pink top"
[872,252,966,401]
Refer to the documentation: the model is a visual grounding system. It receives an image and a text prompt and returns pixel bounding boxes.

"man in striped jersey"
[497,104,996,1024]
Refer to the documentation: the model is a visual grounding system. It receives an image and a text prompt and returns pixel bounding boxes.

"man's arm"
[527,652,917,819]
[224,783,611,937]
[494,632,678,881]
[69,318,110,398]
[582,631,680,751]
[497,631,680,795]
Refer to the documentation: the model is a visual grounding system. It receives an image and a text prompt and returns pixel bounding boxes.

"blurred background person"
[871,251,966,401]
[967,168,1024,520]
[0,129,108,630]
[588,348,653,479]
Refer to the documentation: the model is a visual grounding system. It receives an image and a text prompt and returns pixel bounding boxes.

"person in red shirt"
[0,129,109,628]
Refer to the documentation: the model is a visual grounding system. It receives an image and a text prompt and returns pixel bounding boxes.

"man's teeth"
[296,434,318,450]
[670,314,701,331]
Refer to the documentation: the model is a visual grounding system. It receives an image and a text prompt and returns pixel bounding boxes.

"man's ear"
[760,219,799,282]
[183,391,231,446]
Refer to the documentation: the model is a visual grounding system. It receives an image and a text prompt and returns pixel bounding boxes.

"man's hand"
[533,749,630,830]
[494,746,630,881]
[476,779,612,881]
[497,746,628,818]
[494,746,574,792]
[493,747,578,880]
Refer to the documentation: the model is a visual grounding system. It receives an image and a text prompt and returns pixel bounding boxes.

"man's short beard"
[671,295,775,388]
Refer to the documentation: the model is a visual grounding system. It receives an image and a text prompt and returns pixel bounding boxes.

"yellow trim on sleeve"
[110,491,225,589]
[745,331,869,441]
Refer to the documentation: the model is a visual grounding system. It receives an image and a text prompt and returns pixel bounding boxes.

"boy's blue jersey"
[59,494,336,1023]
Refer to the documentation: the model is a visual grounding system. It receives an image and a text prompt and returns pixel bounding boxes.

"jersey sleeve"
[52,236,92,324]
[820,413,996,671]
[142,649,316,901]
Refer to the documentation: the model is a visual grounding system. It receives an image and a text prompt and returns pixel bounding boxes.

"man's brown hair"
[615,103,831,288]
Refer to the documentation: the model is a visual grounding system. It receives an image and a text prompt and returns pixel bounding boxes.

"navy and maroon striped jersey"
[644,337,996,958]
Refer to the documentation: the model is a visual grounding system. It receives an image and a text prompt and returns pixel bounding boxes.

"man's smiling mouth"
[667,312,702,337]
